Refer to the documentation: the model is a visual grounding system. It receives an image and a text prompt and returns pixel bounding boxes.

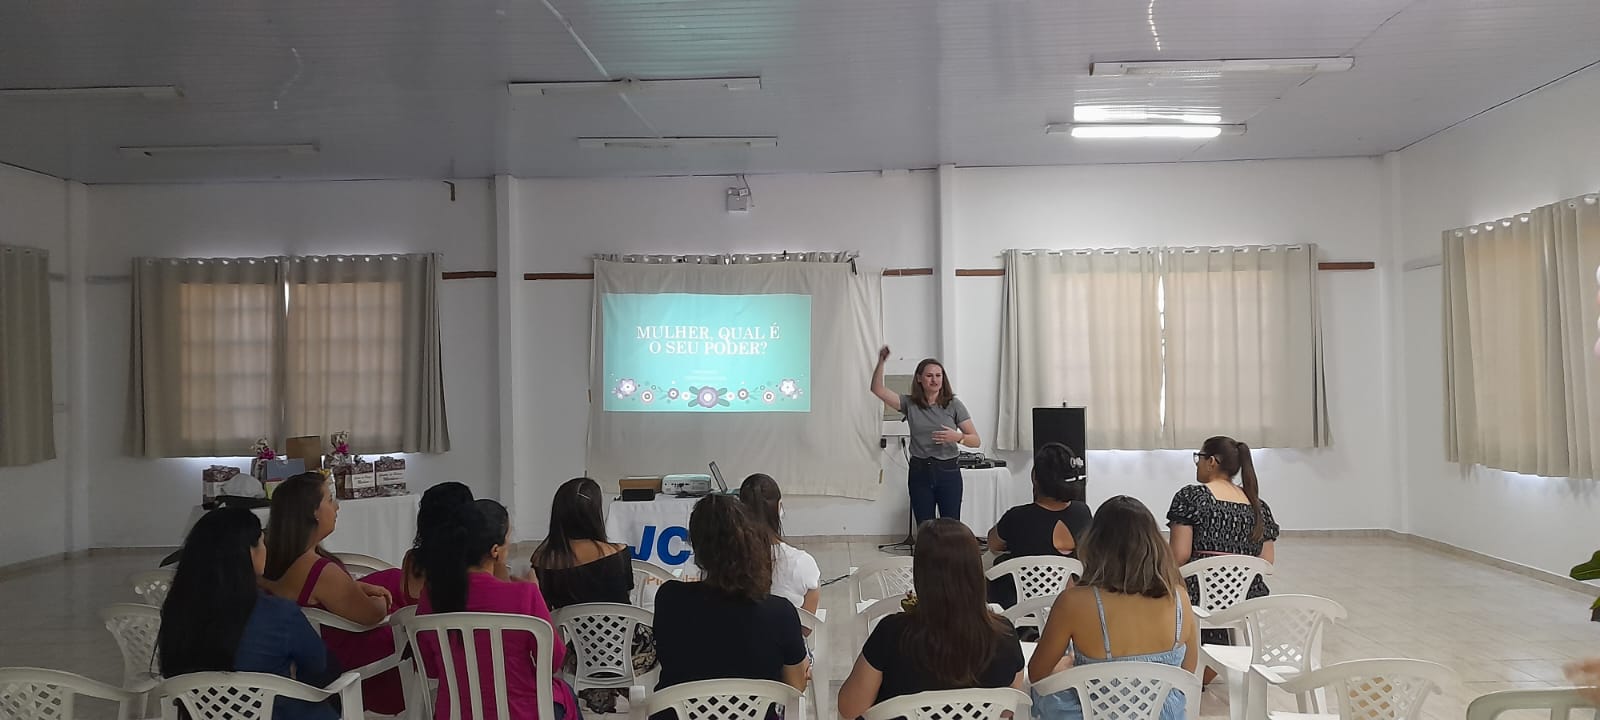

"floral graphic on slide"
[779,379,803,400]
[737,388,750,401]
[640,389,654,404]
[613,378,638,399]
[762,390,776,404]
[690,386,730,409]
[666,388,680,401]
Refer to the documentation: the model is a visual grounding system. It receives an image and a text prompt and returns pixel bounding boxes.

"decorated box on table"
[201,465,241,507]
[375,456,408,496]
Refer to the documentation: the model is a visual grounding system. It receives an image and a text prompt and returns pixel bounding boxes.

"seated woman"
[738,473,821,621]
[359,481,475,607]
[1028,496,1198,720]
[531,477,643,714]
[986,442,1093,608]
[262,473,401,715]
[160,508,340,720]
[838,518,1025,719]
[1167,436,1279,649]
[653,494,809,694]
[417,499,577,720]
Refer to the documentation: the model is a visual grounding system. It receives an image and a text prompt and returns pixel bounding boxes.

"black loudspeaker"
[1032,407,1087,475]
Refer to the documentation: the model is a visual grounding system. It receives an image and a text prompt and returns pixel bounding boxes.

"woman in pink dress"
[356,481,475,607]
[417,499,578,720]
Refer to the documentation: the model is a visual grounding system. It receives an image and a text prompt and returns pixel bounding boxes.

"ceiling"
[1,0,1597,183]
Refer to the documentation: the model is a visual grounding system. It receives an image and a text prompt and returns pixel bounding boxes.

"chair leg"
[1225,666,1246,720]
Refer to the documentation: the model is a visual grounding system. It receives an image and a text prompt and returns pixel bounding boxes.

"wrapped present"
[202,465,241,506]
[351,460,378,499]
[376,456,408,496]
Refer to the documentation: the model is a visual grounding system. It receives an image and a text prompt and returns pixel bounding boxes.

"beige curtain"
[0,246,55,466]
[127,257,285,457]
[1162,244,1329,449]
[997,249,1164,450]
[285,254,448,454]
[1443,194,1600,478]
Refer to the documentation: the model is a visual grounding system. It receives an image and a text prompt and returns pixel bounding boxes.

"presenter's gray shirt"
[898,394,972,461]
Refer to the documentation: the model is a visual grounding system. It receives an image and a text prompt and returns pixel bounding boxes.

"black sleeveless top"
[532,546,634,610]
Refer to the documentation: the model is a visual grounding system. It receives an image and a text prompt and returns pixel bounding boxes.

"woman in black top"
[653,494,809,694]
[839,518,1025,719]
[987,442,1093,608]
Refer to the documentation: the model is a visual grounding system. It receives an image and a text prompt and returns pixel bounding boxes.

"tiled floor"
[3,537,1598,719]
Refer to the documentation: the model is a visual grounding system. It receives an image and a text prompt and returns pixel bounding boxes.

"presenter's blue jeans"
[908,456,963,526]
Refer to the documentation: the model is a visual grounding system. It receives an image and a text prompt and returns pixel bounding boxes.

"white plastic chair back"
[100,603,162,691]
[402,611,556,720]
[862,687,1032,720]
[1466,688,1600,720]
[798,608,831,720]
[1179,555,1273,616]
[552,602,658,693]
[986,556,1082,604]
[1031,661,1201,720]
[1237,594,1345,673]
[634,678,803,720]
[1249,658,1453,719]
[129,569,175,606]
[631,559,677,607]
[154,670,364,720]
[0,666,141,720]
[849,556,915,605]
[1000,594,1057,632]
[858,596,903,635]
[301,605,416,718]
[333,552,395,578]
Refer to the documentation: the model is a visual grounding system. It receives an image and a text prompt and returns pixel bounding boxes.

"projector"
[662,474,712,497]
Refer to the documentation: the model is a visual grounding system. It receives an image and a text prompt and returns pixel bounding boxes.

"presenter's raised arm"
[871,346,902,412]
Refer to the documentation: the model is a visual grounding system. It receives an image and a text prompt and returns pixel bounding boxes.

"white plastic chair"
[1466,687,1600,720]
[551,603,659,699]
[1244,658,1454,720]
[858,596,904,635]
[100,603,162,714]
[848,556,915,611]
[0,666,142,720]
[129,569,175,606]
[300,607,415,717]
[863,687,1031,720]
[1179,555,1274,625]
[1031,661,1200,720]
[630,678,804,720]
[631,559,678,608]
[1200,594,1346,720]
[155,670,364,720]
[1001,594,1058,634]
[798,608,830,720]
[402,611,557,720]
[986,556,1082,606]
[334,552,395,578]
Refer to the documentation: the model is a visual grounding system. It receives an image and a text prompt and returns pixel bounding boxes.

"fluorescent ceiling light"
[577,136,777,150]
[0,85,182,100]
[1047,123,1245,139]
[511,77,761,96]
[120,143,320,158]
[1091,58,1353,77]
[1073,105,1221,124]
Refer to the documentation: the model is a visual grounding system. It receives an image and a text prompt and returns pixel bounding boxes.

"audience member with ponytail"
[1166,436,1280,646]
[652,494,809,693]
[360,481,475,607]
[739,473,822,618]
[416,499,576,720]
[986,442,1094,607]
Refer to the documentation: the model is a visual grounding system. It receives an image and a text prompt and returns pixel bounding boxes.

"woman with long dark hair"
[262,472,399,713]
[1028,496,1196,720]
[1167,436,1279,648]
[416,500,577,720]
[738,473,821,618]
[360,481,475,607]
[871,347,981,525]
[839,518,1025,717]
[987,442,1094,607]
[653,494,808,692]
[160,508,339,720]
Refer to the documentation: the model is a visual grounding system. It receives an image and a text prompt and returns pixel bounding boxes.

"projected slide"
[602,292,811,413]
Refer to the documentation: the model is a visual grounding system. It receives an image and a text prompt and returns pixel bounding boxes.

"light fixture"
[510,77,761,96]
[0,85,182,100]
[1047,123,1245,139]
[1073,105,1221,125]
[119,143,320,158]
[1090,58,1353,77]
[577,136,777,150]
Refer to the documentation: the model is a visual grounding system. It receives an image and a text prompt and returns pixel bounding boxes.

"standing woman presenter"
[871,346,981,525]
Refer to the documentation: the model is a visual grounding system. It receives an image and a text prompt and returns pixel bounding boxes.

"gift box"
[375,456,408,496]
[202,465,241,506]
[352,460,379,499]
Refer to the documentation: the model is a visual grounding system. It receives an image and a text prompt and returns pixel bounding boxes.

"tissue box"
[376,456,408,496]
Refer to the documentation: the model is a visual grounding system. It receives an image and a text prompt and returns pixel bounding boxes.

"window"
[176,282,280,445]
[286,278,407,450]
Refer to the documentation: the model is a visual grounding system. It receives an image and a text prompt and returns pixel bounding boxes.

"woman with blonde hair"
[1028,496,1197,720]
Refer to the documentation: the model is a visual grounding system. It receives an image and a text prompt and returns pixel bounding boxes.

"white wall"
[83,180,500,549]
[0,165,71,566]
[1391,65,1600,577]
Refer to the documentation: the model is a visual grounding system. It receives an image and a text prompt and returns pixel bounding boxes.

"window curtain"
[996,249,1163,450]
[285,254,449,454]
[1443,194,1600,479]
[0,245,55,466]
[1162,244,1329,449]
[127,257,285,457]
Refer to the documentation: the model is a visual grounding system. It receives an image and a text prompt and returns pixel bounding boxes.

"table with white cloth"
[603,495,700,572]
[183,494,420,568]
[959,466,1031,537]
